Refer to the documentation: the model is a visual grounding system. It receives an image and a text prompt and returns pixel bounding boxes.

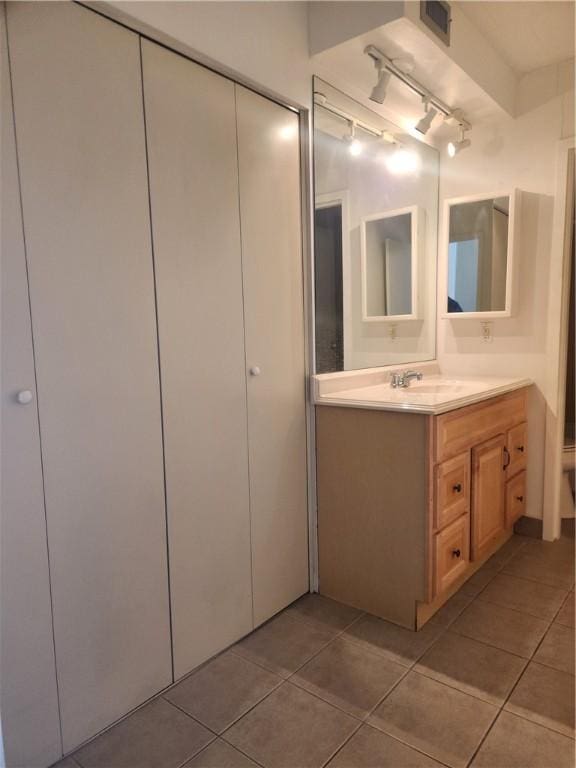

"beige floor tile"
[534,622,575,675]
[368,672,497,768]
[521,536,575,562]
[284,593,363,632]
[471,711,575,768]
[479,573,568,620]
[231,612,334,678]
[327,724,444,767]
[414,631,527,706]
[505,661,575,738]
[74,698,213,768]
[291,637,405,718]
[427,591,474,627]
[482,535,528,569]
[223,682,358,768]
[165,651,282,733]
[184,739,260,768]
[503,549,575,590]
[556,591,575,628]
[451,600,548,657]
[460,566,499,597]
[343,614,444,667]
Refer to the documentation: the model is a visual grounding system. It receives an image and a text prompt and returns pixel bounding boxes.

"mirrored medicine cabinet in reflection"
[313,77,439,374]
[441,191,519,319]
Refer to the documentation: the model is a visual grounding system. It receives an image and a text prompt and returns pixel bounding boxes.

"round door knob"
[516,495,524,502]
[516,446,525,453]
[249,366,261,377]
[453,483,462,493]
[16,389,33,405]
[452,548,461,558]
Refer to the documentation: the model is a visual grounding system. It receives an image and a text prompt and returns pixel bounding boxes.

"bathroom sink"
[405,379,472,395]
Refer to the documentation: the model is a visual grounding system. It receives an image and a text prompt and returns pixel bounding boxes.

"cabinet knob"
[249,366,261,377]
[452,483,462,493]
[16,389,33,405]
[516,495,524,502]
[452,548,461,558]
[516,446,525,453]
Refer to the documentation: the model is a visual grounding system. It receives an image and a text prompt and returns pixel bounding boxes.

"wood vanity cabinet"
[316,386,529,630]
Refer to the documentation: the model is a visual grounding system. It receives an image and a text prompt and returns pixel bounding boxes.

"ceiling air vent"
[420,0,451,46]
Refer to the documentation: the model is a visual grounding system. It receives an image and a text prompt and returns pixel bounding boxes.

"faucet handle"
[404,369,423,380]
[390,371,403,388]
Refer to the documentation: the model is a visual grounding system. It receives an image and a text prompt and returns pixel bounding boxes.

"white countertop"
[314,367,532,415]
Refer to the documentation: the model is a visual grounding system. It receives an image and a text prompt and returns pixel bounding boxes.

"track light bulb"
[415,103,438,135]
[385,148,420,174]
[349,139,363,156]
[370,65,391,104]
[344,122,363,156]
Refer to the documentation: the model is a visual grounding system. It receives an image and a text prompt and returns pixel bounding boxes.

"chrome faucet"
[390,370,424,389]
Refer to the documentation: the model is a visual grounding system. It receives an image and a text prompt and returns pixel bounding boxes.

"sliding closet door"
[141,41,253,678]
[236,87,309,625]
[7,3,171,752]
[0,7,61,766]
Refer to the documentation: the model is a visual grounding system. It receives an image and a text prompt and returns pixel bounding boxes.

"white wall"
[101,1,311,107]
[437,59,575,521]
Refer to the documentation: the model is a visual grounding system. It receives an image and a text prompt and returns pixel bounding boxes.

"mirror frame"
[360,205,422,323]
[440,189,520,319]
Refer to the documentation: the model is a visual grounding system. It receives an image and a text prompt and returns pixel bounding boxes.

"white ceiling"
[458,1,575,75]
[312,16,508,144]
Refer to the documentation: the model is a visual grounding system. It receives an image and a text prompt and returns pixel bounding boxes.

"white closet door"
[235,87,309,625]
[7,3,171,752]
[141,41,253,678]
[0,7,61,766]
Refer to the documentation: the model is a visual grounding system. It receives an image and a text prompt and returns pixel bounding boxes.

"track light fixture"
[415,101,438,135]
[370,62,391,104]
[364,44,472,144]
[447,126,471,157]
[344,121,363,156]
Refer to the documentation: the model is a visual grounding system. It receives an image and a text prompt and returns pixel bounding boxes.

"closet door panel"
[0,7,62,766]
[141,41,253,677]
[236,87,309,626]
[7,3,171,751]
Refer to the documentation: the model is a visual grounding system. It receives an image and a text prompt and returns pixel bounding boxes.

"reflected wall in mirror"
[361,206,421,321]
[313,77,439,374]
[442,191,519,318]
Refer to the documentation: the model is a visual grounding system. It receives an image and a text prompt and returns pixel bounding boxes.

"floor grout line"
[59,538,575,768]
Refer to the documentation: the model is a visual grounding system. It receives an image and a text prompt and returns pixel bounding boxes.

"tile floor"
[54,534,575,768]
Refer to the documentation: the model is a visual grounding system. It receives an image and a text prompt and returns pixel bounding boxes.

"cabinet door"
[141,40,253,678]
[236,86,309,625]
[471,435,506,560]
[1,7,61,765]
[7,3,171,751]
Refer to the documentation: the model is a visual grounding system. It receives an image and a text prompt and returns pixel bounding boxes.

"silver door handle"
[16,389,33,405]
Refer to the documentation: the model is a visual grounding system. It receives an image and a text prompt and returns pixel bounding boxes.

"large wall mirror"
[441,190,519,318]
[313,77,439,373]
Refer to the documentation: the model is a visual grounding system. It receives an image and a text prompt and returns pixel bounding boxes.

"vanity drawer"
[506,422,527,479]
[434,513,470,595]
[434,389,527,463]
[506,471,526,527]
[434,451,470,531]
